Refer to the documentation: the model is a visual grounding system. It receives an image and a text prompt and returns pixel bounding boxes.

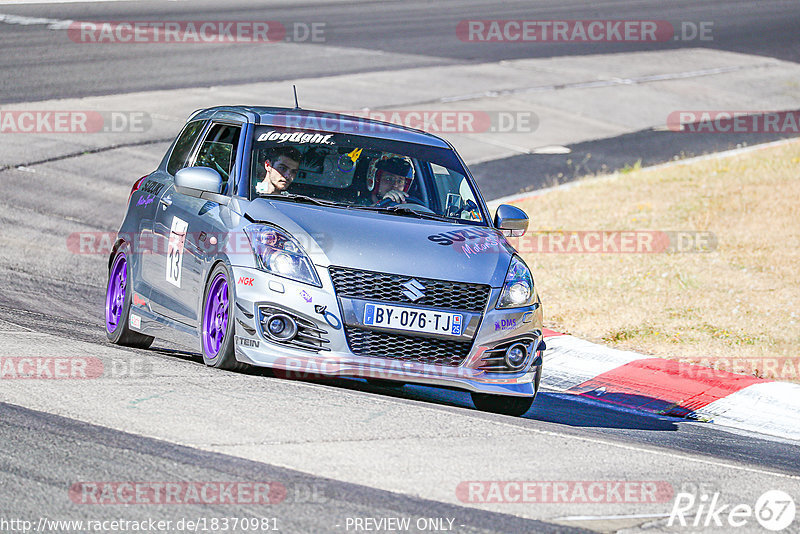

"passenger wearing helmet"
[370,157,415,206]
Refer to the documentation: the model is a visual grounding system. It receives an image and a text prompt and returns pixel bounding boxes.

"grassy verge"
[510,140,800,381]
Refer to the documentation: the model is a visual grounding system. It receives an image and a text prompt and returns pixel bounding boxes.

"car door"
[149,121,244,327]
[138,119,206,297]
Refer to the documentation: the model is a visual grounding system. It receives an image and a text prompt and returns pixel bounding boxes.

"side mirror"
[175,166,222,194]
[494,204,528,237]
[174,167,230,205]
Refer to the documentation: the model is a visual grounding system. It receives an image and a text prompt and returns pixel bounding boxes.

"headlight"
[243,224,321,287]
[497,255,535,309]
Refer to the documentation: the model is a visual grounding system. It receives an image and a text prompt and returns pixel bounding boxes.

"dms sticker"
[495,318,516,331]
[257,130,334,145]
[130,314,141,329]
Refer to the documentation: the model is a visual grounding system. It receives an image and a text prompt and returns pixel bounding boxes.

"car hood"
[244,199,515,287]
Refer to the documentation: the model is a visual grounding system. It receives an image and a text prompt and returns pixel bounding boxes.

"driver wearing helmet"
[370,157,415,206]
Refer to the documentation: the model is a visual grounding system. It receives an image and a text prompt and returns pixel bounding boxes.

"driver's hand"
[381,190,408,203]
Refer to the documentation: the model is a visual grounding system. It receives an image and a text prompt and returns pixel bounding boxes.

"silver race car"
[105,106,544,416]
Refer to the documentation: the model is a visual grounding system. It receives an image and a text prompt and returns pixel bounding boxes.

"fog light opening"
[265,313,298,341]
[505,343,528,369]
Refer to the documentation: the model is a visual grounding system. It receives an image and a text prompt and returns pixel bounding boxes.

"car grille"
[328,267,490,312]
[344,327,472,367]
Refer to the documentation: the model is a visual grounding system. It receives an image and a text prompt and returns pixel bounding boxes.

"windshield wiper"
[259,193,348,208]
[351,204,457,222]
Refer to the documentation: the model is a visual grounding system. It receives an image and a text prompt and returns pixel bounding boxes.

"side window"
[431,163,483,221]
[194,123,242,187]
[167,120,205,175]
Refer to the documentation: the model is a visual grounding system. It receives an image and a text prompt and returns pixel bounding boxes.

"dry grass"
[510,141,800,381]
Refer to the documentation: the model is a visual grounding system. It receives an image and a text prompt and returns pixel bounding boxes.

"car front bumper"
[231,266,544,397]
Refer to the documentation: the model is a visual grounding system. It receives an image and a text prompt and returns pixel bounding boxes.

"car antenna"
[292,85,301,110]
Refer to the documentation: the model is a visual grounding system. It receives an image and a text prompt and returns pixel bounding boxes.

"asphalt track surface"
[2,402,576,533]
[1,2,800,533]
[1,0,799,102]
[3,0,799,196]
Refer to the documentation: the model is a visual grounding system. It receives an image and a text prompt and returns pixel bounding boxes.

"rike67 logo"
[669,490,796,531]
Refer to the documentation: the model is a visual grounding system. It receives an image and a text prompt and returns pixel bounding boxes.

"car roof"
[188,105,451,148]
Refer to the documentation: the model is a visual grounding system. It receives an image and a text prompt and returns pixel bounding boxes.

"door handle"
[160,195,173,208]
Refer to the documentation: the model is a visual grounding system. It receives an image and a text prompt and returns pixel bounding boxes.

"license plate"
[363,303,462,336]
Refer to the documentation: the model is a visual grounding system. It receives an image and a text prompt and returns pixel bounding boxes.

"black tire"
[105,246,154,349]
[471,393,534,417]
[200,263,248,371]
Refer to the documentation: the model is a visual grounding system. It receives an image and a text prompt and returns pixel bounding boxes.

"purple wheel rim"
[203,272,229,359]
[105,252,127,333]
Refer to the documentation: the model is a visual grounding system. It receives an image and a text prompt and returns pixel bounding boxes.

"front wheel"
[201,263,246,371]
[105,247,154,349]
[470,393,533,417]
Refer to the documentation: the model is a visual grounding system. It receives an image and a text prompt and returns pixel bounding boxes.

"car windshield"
[249,126,486,223]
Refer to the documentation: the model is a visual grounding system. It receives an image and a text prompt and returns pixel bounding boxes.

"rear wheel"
[471,393,533,417]
[201,264,247,371]
[105,248,154,348]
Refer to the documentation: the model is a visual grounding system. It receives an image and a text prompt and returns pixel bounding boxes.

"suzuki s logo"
[401,279,426,301]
